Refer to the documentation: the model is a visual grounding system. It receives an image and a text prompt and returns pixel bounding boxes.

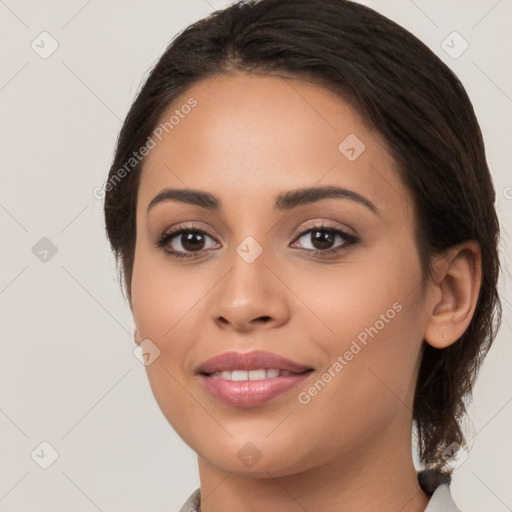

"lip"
[195,350,313,374]
[196,350,314,408]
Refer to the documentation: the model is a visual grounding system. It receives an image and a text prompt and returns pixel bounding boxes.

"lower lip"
[199,372,313,407]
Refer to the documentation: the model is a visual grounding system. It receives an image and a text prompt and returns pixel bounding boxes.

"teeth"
[248,369,267,380]
[209,369,295,381]
[231,370,248,381]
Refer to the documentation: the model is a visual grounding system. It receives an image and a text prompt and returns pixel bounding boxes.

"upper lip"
[195,350,313,375]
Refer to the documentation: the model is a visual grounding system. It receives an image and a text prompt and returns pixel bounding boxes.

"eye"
[290,222,358,256]
[155,221,359,260]
[155,226,220,259]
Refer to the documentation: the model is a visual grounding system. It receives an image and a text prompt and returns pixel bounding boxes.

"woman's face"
[131,72,433,476]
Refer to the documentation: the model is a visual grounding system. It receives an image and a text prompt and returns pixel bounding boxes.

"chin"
[193,434,320,478]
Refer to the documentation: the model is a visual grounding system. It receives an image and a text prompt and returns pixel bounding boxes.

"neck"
[196,418,430,512]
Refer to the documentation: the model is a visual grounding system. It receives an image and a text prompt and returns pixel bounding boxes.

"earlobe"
[424,240,482,349]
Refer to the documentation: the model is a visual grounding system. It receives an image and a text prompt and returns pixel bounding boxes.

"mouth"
[203,368,311,380]
[195,351,314,407]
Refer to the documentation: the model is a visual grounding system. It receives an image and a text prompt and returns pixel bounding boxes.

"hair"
[103,0,502,473]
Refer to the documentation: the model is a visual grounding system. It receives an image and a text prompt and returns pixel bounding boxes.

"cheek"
[288,287,424,461]
[131,253,204,443]
[130,244,221,379]
[292,239,425,405]
[283,247,418,347]
[131,242,205,343]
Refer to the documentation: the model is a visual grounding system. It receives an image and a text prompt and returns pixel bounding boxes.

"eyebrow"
[146,185,381,216]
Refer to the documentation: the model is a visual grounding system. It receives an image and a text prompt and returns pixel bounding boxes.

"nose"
[210,248,290,333]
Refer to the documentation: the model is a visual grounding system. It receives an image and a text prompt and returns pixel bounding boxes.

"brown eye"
[175,231,207,252]
[291,224,359,255]
[156,228,220,259]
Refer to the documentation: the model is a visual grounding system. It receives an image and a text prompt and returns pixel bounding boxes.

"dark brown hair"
[103,0,502,472]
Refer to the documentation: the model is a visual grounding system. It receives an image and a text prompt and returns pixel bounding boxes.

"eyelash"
[154,222,359,260]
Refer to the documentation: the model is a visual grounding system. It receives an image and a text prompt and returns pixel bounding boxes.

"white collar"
[424,483,461,512]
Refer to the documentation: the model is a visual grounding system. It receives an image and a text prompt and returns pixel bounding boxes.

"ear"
[424,240,482,349]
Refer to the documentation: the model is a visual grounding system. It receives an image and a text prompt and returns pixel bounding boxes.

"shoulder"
[425,483,462,512]
[418,470,461,512]
[178,488,201,512]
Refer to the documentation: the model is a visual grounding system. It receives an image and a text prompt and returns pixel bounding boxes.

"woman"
[103,0,502,510]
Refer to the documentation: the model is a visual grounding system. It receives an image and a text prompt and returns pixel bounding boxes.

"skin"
[129,72,481,512]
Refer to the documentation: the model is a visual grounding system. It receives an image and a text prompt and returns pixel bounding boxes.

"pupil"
[182,231,204,251]
[312,230,334,249]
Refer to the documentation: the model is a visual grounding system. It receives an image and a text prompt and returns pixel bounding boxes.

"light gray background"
[0,1,511,511]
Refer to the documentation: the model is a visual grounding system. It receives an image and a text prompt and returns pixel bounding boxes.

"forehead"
[137,72,413,221]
